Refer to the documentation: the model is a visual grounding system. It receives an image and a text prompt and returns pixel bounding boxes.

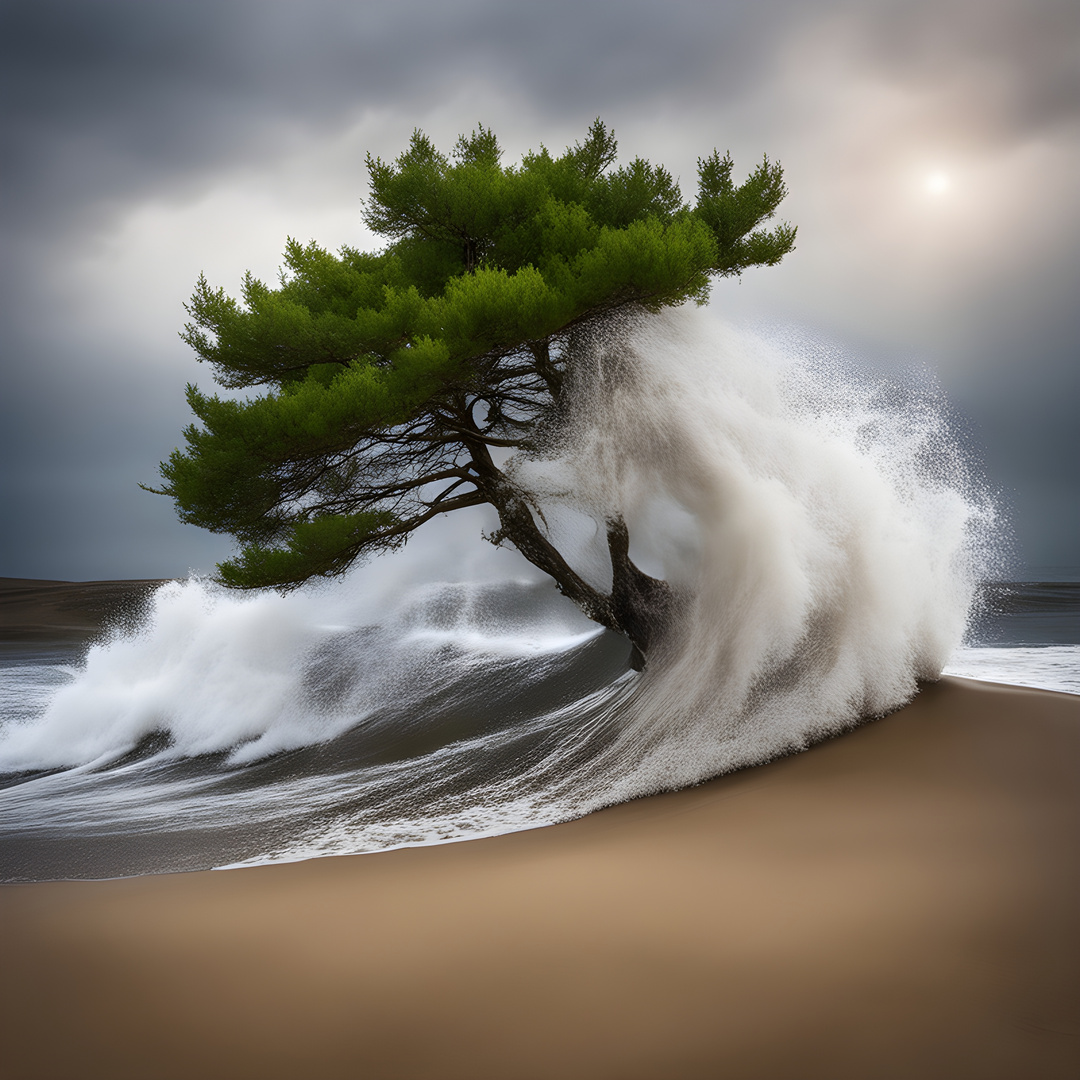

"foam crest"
[0,555,597,772]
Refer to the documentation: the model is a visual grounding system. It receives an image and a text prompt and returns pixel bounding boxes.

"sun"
[924,171,951,196]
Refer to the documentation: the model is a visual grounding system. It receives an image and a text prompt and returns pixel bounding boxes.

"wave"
[0,311,998,880]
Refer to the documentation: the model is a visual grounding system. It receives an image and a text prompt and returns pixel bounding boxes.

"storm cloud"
[1,0,1078,578]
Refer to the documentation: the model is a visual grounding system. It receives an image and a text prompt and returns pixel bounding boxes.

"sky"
[1,0,1078,580]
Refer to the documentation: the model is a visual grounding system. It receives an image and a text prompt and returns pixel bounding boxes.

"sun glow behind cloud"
[924,170,952,195]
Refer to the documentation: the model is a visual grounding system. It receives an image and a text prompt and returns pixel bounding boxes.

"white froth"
[504,312,990,799]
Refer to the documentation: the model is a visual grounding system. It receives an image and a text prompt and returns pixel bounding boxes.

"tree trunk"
[463,435,675,668]
[605,516,676,670]
[483,478,674,667]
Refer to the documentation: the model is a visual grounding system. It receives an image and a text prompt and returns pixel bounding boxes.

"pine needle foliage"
[152,121,795,657]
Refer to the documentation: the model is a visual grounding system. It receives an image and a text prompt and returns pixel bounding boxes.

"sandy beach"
[1,673,1077,1079]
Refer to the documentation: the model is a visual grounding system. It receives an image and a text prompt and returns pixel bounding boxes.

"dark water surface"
[2,576,1079,883]
[970,581,1080,646]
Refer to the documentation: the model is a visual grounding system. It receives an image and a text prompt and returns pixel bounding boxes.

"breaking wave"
[0,311,998,880]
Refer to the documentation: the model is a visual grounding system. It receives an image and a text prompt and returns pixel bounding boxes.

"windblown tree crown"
[153,120,795,660]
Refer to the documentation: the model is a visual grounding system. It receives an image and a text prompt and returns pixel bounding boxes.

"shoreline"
[1,676,1077,1078]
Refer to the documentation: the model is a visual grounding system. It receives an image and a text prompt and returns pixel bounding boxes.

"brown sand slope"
[1,676,1078,1079]
[0,577,170,643]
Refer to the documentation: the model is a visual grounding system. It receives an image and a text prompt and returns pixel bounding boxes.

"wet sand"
[1,675,1077,1079]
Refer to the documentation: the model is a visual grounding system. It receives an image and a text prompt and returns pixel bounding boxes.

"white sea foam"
[944,646,1080,696]
[0,563,596,772]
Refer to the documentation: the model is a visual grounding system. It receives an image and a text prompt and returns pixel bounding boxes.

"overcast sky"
[1,0,1078,580]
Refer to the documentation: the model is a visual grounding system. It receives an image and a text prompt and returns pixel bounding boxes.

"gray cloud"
[1,0,1077,578]
[3,0,1075,247]
[847,0,1080,135]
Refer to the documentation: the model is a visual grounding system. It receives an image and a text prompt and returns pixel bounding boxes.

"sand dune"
[1,676,1077,1079]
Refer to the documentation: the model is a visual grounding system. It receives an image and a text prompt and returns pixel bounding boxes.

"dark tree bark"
[605,516,676,669]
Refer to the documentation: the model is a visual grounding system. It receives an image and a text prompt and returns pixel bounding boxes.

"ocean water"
[945,581,1080,695]
[0,312,1071,882]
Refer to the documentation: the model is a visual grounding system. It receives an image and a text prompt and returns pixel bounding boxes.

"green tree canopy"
[153,120,795,664]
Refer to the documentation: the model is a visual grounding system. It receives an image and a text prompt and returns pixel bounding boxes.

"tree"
[151,121,795,667]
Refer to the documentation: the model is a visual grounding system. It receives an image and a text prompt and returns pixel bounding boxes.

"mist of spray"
[516,310,995,804]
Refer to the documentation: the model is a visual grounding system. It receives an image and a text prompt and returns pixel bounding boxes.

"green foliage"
[216,512,402,589]
[156,120,796,594]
